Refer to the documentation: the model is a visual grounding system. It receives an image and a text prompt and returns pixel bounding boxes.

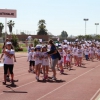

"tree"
[37,19,48,35]
[84,35,93,40]
[7,20,15,35]
[60,31,68,39]
[0,23,4,37]
[77,35,84,41]
[33,38,39,47]
[20,32,27,35]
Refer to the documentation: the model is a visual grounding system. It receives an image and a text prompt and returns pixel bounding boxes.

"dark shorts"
[29,61,35,66]
[4,64,14,74]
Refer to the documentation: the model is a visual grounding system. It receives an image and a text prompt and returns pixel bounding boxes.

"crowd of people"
[26,39,100,81]
[1,38,100,84]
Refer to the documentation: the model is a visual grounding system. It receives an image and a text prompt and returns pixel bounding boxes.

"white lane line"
[37,65,100,100]
[0,80,37,95]
[98,98,100,100]
[0,72,31,87]
[90,88,100,100]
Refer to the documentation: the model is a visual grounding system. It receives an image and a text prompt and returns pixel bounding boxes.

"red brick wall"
[7,35,49,41]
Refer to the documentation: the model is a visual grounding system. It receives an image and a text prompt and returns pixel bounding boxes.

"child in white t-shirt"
[34,46,42,81]
[84,46,89,60]
[89,45,95,61]
[97,47,100,60]
[77,45,83,67]
[66,50,71,70]
[27,47,35,73]
[41,46,49,80]
[58,47,64,74]
[2,42,15,85]
[73,45,78,66]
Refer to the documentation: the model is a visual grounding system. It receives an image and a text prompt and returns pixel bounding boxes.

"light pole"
[95,23,99,34]
[83,18,89,35]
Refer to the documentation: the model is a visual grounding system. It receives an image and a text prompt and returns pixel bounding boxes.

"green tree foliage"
[60,31,68,39]
[11,34,19,47]
[37,19,48,35]
[85,35,93,40]
[7,20,15,34]
[0,23,4,37]
[33,38,39,47]
[20,32,26,35]
[77,35,85,41]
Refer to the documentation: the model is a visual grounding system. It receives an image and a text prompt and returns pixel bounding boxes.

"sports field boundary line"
[36,65,100,100]
[90,88,100,100]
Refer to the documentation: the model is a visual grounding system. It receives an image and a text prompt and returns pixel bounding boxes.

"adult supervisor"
[48,40,59,80]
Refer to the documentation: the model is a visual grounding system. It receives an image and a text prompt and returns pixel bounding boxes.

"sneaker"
[43,77,46,81]
[36,76,39,81]
[11,80,14,84]
[2,81,6,85]
[52,77,57,80]
[6,76,10,82]
[60,70,64,74]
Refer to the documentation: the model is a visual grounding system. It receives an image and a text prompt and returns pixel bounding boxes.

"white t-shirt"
[73,47,78,56]
[77,49,83,57]
[89,47,94,54]
[66,54,71,61]
[42,52,49,66]
[63,50,67,57]
[34,51,42,65]
[84,48,89,55]
[97,49,100,55]
[28,52,35,61]
[4,49,15,64]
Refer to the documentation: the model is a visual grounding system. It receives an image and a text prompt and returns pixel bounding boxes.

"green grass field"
[0,43,27,53]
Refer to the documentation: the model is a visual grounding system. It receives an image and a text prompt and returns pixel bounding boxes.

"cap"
[31,47,34,50]
[35,46,41,49]
[6,42,12,45]
[58,46,62,49]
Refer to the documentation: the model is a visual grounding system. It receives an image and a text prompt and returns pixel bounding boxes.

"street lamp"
[95,23,99,34]
[83,18,89,35]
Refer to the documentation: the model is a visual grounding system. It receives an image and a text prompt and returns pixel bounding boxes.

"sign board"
[0,9,17,18]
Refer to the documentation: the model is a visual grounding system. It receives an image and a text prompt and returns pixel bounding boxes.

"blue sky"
[0,0,100,36]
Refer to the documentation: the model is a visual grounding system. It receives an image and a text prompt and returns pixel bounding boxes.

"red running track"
[0,56,100,100]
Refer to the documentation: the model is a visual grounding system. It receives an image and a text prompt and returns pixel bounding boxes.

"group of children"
[27,40,100,81]
[1,38,100,84]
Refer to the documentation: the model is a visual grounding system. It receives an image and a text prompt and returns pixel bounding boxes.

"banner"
[0,9,17,18]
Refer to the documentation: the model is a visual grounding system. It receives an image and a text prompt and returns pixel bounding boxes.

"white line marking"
[0,72,34,87]
[0,80,37,95]
[90,88,100,100]
[37,65,100,100]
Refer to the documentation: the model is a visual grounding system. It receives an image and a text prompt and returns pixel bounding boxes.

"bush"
[11,35,19,47]
[33,38,39,47]
[18,48,23,51]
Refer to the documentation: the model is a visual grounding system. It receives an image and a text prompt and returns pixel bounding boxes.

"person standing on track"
[34,46,42,81]
[48,40,59,80]
[41,46,49,80]
[27,47,35,73]
[0,38,16,82]
[58,47,64,74]
[2,42,15,85]
[77,45,83,67]
[73,45,78,66]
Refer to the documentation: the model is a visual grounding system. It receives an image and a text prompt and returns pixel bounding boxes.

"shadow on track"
[3,91,28,93]
[37,79,66,83]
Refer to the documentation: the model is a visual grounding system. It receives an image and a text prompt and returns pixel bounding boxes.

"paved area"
[0,53,100,100]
